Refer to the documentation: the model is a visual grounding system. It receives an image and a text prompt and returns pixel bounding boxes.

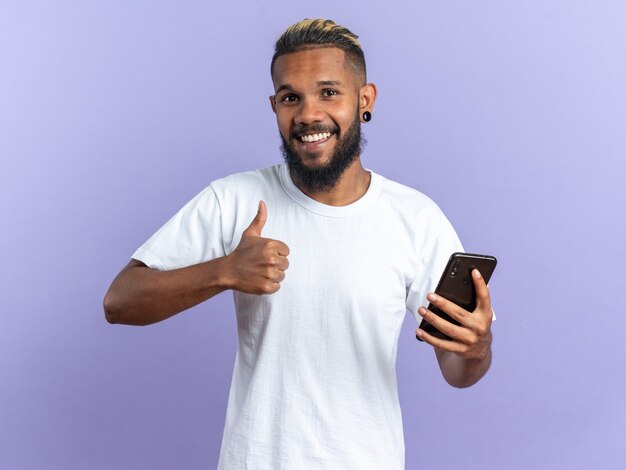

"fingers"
[259,260,287,294]
[418,285,493,351]
[274,269,286,283]
[276,241,290,256]
[423,269,492,326]
[241,203,291,258]
[472,269,492,314]
[415,327,466,354]
[242,200,267,237]
[417,270,494,357]
[234,201,292,295]
[425,292,469,326]
[418,305,465,341]
[275,254,289,271]
[417,324,491,360]
[417,307,488,357]
[419,287,492,343]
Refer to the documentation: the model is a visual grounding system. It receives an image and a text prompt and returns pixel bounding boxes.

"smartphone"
[417,252,497,342]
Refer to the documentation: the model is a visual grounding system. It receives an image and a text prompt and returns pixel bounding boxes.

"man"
[104,19,494,470]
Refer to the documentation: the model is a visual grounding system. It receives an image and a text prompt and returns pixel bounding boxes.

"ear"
[269,95,277,114]
[359,83,377,122]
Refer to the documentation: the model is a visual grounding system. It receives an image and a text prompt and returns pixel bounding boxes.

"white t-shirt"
[132,163,463,470]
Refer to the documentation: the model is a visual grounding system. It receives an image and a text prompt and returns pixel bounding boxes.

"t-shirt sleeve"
[406,207,464,323]
[131,185,225,271]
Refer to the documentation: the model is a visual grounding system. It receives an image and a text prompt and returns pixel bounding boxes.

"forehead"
[272,47,355,90]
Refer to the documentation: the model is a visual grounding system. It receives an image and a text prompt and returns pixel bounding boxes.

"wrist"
[213,254,237,290]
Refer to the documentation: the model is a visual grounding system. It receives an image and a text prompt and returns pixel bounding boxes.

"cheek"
[331,98,359,121]
[335,108,358,131]
[275,112,291,136]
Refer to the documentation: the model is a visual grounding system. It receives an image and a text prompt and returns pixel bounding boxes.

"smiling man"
[104,19,494,470]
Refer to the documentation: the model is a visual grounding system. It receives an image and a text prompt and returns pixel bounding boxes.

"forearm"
[103,257,233,326]
[435,346,492,388]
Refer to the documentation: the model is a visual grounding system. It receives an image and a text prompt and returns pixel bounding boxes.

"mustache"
[290,124,339,140]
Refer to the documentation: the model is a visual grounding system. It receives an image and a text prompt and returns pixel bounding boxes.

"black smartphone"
[417,252,497,342]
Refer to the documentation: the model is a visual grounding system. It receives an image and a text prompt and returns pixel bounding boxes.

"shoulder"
[374,172,445,220]
[201,165,285,223]
[209,165,281,197]
[373,174,463,256]
[173,166,281,218]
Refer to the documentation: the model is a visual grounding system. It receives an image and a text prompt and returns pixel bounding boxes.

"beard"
[280,110,366,193]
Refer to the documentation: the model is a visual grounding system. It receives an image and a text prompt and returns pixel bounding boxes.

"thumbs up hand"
[225,201,290,295]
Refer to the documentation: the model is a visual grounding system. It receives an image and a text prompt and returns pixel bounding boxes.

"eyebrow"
[274,80,344,94]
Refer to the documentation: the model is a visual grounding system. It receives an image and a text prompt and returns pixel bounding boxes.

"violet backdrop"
[1,1,625,469]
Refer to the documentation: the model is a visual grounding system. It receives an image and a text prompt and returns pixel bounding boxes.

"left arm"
[416,268,493,388]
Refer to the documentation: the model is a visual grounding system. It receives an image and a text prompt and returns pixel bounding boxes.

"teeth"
[300,132,331,143]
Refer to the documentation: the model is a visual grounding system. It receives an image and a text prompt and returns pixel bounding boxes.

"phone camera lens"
[451,259,461,277]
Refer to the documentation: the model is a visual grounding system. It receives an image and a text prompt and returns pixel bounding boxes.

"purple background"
[1,1,625,469]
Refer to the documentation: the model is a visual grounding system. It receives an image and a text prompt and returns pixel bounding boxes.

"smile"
[299,132,333,143]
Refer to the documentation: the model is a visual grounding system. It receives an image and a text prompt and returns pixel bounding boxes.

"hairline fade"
[271,19,367,84]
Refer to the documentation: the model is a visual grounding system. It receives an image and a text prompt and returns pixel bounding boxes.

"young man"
[104,19,494,470]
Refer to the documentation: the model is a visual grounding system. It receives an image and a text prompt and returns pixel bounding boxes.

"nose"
[294,97,324,125]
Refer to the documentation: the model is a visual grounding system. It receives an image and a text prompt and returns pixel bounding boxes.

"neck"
[289,158,372,206]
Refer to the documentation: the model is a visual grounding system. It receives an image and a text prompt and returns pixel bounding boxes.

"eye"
[322,89,338,97]
[280,94,299,103]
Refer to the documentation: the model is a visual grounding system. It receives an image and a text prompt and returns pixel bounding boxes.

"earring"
[362,111,372,122]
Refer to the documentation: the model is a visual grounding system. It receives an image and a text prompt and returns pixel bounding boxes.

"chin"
[298,151,334,168]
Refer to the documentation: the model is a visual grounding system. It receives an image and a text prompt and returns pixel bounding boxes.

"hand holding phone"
[417,252,497,342]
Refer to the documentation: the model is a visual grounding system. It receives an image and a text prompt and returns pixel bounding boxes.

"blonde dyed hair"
[271,19,367,83]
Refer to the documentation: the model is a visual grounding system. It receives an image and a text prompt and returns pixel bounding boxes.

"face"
[270,47,376,192]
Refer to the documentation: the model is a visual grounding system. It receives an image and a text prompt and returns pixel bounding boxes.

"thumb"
[243,201,267,237]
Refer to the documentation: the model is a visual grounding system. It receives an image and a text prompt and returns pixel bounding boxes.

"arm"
[104,201,289,326]
[416,269,493,388]
[104,257,231,326]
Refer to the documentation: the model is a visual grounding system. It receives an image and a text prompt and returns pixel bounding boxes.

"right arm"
[104,257,231,326]
[103,201,289,326]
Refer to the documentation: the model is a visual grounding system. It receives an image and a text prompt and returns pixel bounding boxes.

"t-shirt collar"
[278,163,381,218]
